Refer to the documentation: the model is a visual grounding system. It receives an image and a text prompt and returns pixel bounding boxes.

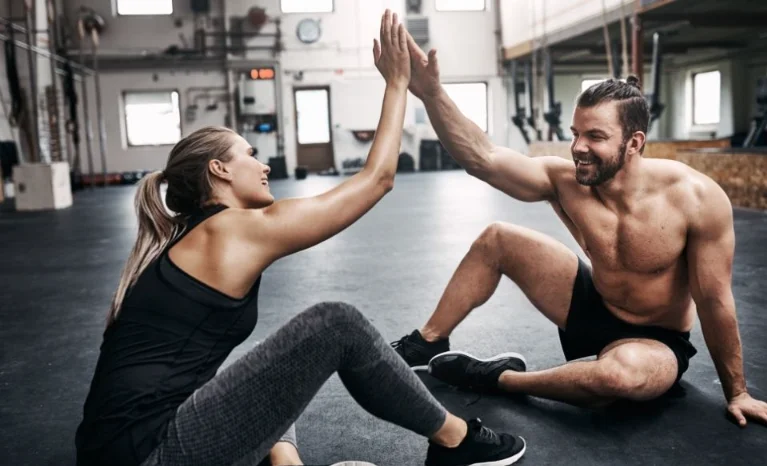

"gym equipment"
[190,0,211,14]
[268,156,288,180]
[524,61,541,141]
[743,77,767,148]
[294,166,308,180]
[542,49,566,142]
[646,33,665,132]
[397,153,415,173]
[508,60,531,145]
[78,7,108,186]
[45,0,63,163]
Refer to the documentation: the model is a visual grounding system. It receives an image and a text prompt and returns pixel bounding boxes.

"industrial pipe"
[23,0,39,162]
[45,0,62,162]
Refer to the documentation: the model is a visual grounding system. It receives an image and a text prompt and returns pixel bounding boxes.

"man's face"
[570,101,628,186]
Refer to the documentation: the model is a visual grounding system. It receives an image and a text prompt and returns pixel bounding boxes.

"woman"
[75,11,526,466]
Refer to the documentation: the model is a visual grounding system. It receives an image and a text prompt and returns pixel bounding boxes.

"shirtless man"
[391,33,767,426]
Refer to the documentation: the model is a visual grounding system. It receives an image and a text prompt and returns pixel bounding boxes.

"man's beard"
[575,141,627,186]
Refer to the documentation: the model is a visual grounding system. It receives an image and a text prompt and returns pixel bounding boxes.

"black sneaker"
[425,418,526,466]
[428,351,527,394]
[391,330,450,370]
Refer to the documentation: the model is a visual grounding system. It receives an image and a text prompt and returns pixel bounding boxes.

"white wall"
[500,0,633,49]
[68,0,213,54]
[77,70,228,174]
[62,0,506,174]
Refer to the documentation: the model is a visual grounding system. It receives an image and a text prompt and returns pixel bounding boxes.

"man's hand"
[373,10,410,89]
[727,393,767,427]
[404,31,441,100]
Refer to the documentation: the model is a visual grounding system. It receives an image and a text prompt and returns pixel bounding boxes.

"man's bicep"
[482,149,565,202]
[687,184,735,304]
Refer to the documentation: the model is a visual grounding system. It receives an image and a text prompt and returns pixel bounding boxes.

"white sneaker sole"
[427,350,528,370]
[465,436,527,465]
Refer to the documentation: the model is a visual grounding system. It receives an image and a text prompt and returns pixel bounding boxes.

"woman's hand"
[373,9,410,89]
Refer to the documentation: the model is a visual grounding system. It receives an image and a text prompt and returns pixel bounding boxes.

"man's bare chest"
[557,199,688,273]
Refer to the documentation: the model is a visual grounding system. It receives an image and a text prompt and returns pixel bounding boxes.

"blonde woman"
[74,11,525,466]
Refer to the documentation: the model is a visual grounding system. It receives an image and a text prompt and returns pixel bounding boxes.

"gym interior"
[1,0,766,465]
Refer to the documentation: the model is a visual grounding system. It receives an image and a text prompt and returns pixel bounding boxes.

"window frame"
[435,0,486,12]
[123,89,182,148]
[691,69,721,128]
[280,0,334,14]
[442,81,489,133]
[114,0,174,16]
[293,86,333,146]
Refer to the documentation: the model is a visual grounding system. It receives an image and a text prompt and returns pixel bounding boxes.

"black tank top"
[75,205,262,466]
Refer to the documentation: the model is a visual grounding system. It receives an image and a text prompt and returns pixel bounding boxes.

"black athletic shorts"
[559,258,698,384]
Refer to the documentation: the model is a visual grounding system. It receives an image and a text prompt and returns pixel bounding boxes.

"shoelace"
[475,425,501,445]
[391,335,414,353]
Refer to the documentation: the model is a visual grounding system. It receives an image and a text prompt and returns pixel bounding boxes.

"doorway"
[294,86,334,172]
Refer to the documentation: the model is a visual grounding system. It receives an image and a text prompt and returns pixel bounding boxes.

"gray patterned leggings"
[140,302,448,466]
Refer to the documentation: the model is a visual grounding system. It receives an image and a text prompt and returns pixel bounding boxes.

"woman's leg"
[269,425,301,465]
[141,302,449,466]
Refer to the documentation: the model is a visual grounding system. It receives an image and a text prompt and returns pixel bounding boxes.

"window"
[436,0,485,11]
[581,79,605,92]
[281,0,333,13]
[295,89,331,144]
[443,82,488,132]
[693,70,721,126]
[124,91,181,146]
[116,0,173,15]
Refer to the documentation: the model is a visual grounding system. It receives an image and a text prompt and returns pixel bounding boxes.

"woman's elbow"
[377,174,395,193]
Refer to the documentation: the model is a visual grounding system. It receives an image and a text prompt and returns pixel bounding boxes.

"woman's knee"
[304,301,367,328]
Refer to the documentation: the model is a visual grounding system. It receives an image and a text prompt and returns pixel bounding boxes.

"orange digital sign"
[249,68,275,80]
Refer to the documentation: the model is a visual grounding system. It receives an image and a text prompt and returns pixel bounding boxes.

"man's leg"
[422,222,579,341]
[497,339,679,407]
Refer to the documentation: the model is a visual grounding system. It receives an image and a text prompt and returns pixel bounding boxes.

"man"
[391,32,767,426]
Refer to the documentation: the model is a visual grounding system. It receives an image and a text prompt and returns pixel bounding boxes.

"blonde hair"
[107,126,237,326]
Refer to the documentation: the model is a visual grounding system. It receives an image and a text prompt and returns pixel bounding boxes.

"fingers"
[391,12,399,48]
[728,405,747,427]
[428,48,440,73]
[753,401,767,426]
[382,9,392,49]
[373,38,381,63]
[380,10,385,46]
[398,23,407,52]
[405,31,428,61]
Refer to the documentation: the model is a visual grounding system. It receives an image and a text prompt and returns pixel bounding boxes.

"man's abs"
[590,262,696,332]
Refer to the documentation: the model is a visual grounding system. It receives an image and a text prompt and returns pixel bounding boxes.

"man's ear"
[629,131,646,156]
[208,159,233,182]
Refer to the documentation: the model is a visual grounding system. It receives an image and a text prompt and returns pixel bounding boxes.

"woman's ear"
[208,159,233,182]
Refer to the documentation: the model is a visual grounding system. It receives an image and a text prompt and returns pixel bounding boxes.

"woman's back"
[75,206,262,465]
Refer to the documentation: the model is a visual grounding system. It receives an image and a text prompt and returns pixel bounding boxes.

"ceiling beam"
[642,12,767,28]
[551,41,747,56]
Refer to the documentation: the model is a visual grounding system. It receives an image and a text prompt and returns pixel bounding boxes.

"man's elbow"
[463,154,493,180]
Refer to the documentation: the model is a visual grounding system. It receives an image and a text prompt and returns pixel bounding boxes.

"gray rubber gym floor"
[1,171,766,466]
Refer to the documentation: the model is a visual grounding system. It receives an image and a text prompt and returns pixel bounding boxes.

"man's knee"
[593,350,651,399]
[473,222,515,256]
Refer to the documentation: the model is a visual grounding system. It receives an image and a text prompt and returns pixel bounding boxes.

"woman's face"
[222,134,274,208]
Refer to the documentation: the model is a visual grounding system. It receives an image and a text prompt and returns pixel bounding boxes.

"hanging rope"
[4,40,22,126]
[619,0,630,78]
[601,0,615,78]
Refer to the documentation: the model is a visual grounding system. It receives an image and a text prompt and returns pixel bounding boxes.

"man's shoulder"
[646,158,731,226]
